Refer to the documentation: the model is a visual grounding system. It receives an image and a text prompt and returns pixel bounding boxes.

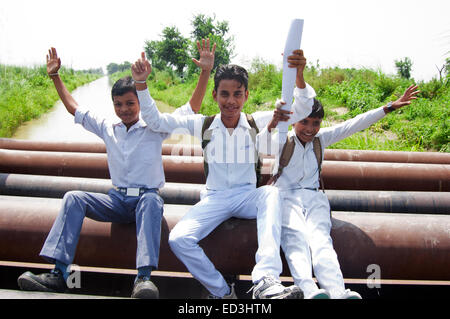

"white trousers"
[280,189,345,298]
[169,184,283,297]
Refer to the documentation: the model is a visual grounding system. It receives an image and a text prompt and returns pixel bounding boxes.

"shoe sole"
[17,272,58,293]
[311,292,330,299]
[284,288,304,299]
[254,288,304,299]
[131,289,159,299]
[131,281,159,299]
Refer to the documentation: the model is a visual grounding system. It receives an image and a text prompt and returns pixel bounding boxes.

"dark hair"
[214,64,249,91]
[111,76,137,100]
[308,98,324,119]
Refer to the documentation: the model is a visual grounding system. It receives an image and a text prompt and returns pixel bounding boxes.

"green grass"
[109,62,449,152]
[0,65,101,137]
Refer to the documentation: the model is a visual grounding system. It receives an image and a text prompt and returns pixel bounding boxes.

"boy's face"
[113,92,140,128]
[213,79,248,123]
[294,116,322,145]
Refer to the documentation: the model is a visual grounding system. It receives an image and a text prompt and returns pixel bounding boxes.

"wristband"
[386,102,395,113]
[48,73,59,77]
[134,80,147,84]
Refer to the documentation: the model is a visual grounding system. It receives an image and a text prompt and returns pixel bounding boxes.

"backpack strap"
[267,135,295,185]
[268,135,325,192]
[201,115,216,180]
[312,136,325,192]
[245,114,263,186]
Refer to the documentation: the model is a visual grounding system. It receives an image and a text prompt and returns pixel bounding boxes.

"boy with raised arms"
[17,40,216,298]
[132,49,316,299]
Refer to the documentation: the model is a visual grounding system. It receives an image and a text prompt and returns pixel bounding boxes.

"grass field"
[0,65,102,137]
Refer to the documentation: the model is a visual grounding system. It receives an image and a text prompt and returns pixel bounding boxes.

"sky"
[0,0,449,82]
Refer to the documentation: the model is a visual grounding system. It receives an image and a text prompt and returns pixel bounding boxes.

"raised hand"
[286,49,307,89]
[192,38,216,72]
[267,100,292,132]
[46,47,61,75]
[131,52,152,82]
[392,85,420,109]
[287,49,306,73]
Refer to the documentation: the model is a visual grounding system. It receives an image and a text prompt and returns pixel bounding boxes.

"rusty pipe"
[2,138,450,165]
[1,149,449,191]
[0,138,107,153]
[1,174,449,214]
[0,196,449,280]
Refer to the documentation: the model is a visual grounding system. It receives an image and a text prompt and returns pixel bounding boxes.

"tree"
[106,61,131,75]
[187,14,235,75]
[395,57,413,79]
[142,13,234,78]
[144,40,166,71]
[144,26,190,76]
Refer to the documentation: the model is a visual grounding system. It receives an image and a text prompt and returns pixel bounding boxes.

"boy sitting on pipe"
[131,49,316,299]
[261,70,419,298]
[17,40,215,298]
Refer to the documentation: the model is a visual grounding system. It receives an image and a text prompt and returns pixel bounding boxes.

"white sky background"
[0,0,449,82]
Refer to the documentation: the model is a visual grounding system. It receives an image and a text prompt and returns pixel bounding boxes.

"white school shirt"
[138,85,315,191]
[74,102,194,189]
[263,106,387,190]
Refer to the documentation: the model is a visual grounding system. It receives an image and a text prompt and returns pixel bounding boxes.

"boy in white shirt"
[17,40,215,298]
[131,49,316,298]
[263,83,419,299]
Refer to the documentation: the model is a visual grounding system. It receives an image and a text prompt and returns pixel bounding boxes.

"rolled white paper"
[278,19,304,143]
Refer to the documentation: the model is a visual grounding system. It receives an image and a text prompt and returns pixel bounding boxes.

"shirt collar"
[209,113,252,130]
[113,117,147,130]
[290,129,312,148]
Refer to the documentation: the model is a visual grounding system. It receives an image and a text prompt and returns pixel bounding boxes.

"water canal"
[12,76,199,145]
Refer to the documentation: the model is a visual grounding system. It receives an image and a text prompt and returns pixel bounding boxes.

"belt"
[291,186,319,192]
[113,186,157,197]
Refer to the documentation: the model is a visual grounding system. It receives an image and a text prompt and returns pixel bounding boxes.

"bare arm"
[47,47,78,116]
[189,39,216,113]
[287,49,306,89]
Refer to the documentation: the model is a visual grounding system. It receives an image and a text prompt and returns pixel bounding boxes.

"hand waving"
[392,85,420,109]
[46,47,61,75]
[192,38,216,72]
[132,52,152,82]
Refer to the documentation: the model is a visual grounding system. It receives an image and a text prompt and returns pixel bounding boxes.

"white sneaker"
[249,276,303,299]
[338,289,362,299]
[307,289,331,299]
[207,283,237,299]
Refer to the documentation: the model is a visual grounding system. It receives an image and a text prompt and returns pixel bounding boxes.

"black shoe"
[131,276,159,299]
[17,269,67,293]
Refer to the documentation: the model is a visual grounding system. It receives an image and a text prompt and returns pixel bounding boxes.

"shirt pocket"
[137,140,162,164]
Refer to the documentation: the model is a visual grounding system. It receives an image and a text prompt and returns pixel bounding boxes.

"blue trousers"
[40,189,164,270]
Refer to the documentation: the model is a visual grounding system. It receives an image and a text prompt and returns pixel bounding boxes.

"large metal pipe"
[0,138,107,153]
[1,149,449,191]
[2,138,450,164]
[321,161,450,192]
[1,174,449,214]
[0,196,449,280]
